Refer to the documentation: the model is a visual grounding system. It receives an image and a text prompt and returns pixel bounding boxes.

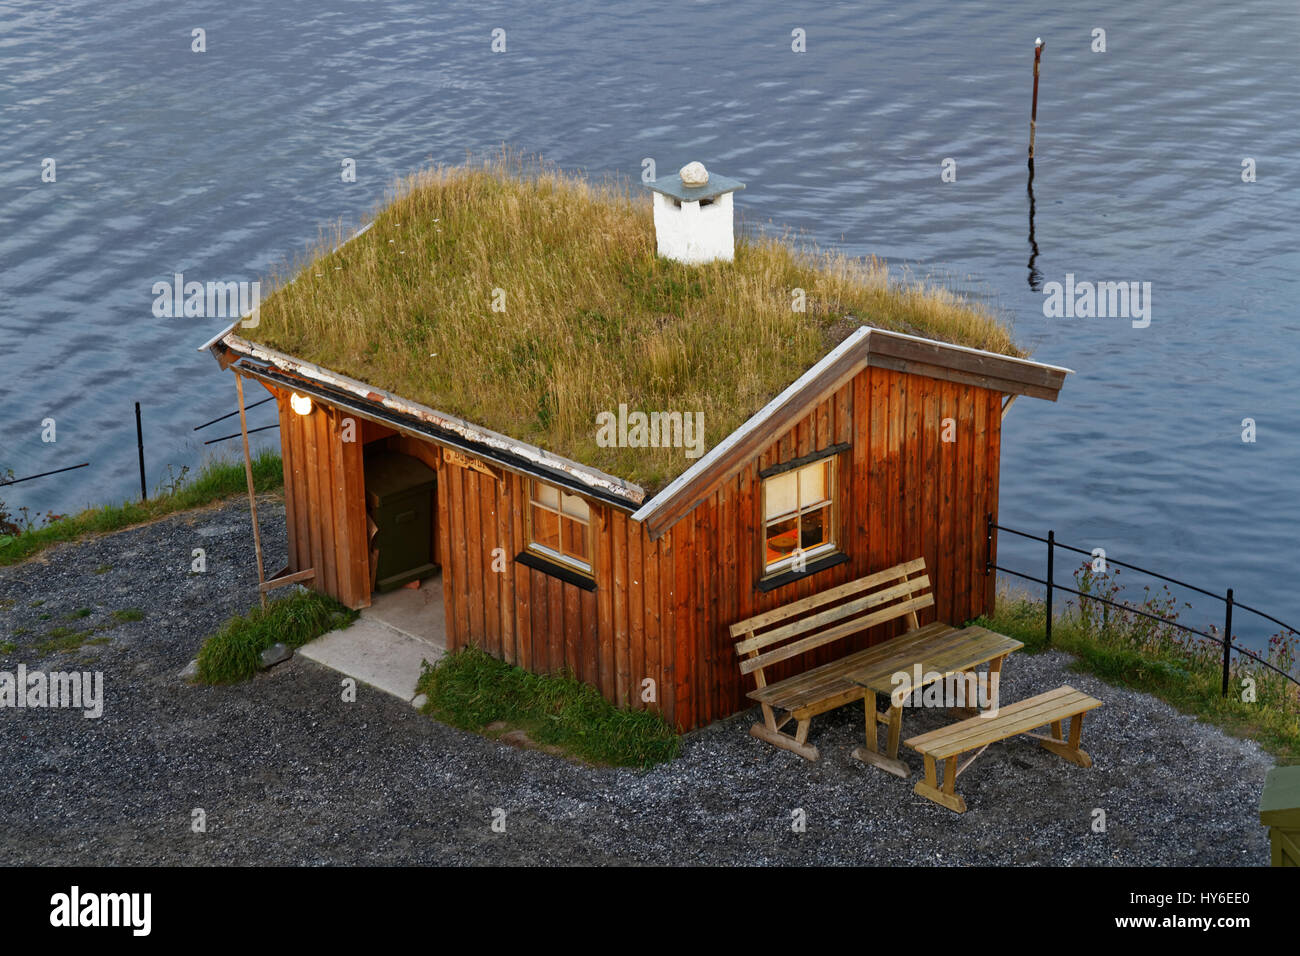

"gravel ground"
[0,499,1274,865]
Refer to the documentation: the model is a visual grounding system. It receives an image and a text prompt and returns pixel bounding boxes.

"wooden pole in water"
[1028,38,1044,163]
[235,373,268,608]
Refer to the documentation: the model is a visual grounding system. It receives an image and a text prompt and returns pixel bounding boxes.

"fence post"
[135,402,147,502]
[985,513,993,576]
[1221,588,1234,697]
[1045,529,1055,646]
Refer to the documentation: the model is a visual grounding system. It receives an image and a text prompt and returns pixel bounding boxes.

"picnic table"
[845,623,1023,778]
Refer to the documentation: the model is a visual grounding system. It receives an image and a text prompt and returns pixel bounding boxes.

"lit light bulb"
[290,392,312,416]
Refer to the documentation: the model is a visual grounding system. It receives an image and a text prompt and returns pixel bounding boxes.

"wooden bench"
[904,685,1103,813]
[731,557,953,761]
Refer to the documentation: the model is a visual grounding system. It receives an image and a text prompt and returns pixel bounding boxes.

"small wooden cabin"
[203,162,1069,732]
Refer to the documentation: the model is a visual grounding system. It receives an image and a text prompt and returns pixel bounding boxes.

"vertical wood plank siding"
[273,387,370,609]
[275,365,1004,732]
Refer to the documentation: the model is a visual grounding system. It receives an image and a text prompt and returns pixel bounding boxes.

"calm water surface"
[2,0,1298,651]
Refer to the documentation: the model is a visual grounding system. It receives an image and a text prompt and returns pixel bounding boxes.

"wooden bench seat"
[732,557,948,761]
[904,685,1103,813]
[748,621,957,717]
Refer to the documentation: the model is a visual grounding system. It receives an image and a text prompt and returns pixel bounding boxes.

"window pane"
[766,516,798,565]
[533,481,559,510]
[532,504,559,551]
[800,505,831,550]
[798,462,827,507]
[764,472,798,520]
[562,517,589,564]
[561,493,589,521]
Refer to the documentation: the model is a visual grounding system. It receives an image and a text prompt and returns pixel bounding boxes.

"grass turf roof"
[245,156,1023,493]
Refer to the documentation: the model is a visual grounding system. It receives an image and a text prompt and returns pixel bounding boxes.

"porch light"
[290,392,312,416]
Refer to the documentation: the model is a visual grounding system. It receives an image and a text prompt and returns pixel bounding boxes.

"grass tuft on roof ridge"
[246,151,1022,492]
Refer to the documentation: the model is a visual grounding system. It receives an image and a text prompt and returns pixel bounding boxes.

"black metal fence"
[986,515,1300,697]
[0,398,278,502]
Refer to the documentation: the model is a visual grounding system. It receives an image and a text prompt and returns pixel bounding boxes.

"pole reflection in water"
[1027,158,1042,292]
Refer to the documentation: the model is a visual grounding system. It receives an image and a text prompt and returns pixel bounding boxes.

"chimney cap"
[646,169,745,203]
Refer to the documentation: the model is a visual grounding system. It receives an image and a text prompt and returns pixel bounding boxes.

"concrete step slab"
[298,617,443,703]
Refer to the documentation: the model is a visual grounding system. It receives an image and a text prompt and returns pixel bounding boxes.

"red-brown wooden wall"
[435,364,1002,731]
[261,364,1002,731]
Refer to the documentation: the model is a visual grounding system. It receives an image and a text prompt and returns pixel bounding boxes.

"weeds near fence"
[0,452,284,567]
[0,468,65,537]
[979,564,1300,761]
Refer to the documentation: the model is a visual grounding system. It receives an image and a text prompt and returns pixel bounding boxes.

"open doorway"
[357,420,446,651]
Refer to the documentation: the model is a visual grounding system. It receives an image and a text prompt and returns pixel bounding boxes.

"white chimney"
[647,162,745,265]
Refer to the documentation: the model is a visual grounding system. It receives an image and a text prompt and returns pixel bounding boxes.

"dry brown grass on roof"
[246,153,1022,491]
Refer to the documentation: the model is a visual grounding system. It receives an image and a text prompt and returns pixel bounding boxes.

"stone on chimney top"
[679,162,709,186]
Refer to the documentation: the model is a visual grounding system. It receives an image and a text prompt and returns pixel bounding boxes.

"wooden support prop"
[260,567,317,593]
[1001,394,1018,421]
[235,373,268,608]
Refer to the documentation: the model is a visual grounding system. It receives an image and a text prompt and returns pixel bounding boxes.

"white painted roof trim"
[631,327,871,525]
[196,320,240,353]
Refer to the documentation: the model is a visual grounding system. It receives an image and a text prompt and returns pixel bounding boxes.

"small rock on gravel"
[260,643,292,669]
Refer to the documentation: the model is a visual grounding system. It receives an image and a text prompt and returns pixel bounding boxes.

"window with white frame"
[762,458,836,574]
[527,479,593,574]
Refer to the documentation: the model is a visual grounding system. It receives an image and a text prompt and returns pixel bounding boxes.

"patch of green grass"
[0,641,15,654]
[978,587,1300,762]
[68,607,92,619]
[196,589,357,684]
[30,599,44,607]
[93,564,112,574]
[37,626,95,654]
[415,646,680,768]
[38,613,50,621]
[111,608,144,623]
[0,451,283,568]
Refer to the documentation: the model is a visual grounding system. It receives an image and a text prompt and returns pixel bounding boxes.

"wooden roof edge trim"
[235,361,642,514]
[867,337,1066,391]
[218,331,646,508]
[631,327,873,537]
[865,326,1075,378]
[865,353,1062,402]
